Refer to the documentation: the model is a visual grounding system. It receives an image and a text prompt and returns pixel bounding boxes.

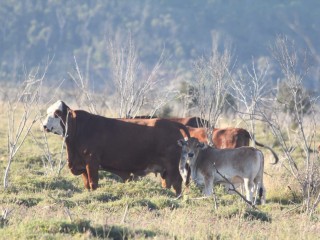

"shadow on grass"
[35,178,82,192]
[92,224,157,239]
[99,171,125,182]
[267,196,302,205]
[244,209,272,222]
[13,219,158,239]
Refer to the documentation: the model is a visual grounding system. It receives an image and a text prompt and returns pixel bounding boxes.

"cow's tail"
[252,138,279,165]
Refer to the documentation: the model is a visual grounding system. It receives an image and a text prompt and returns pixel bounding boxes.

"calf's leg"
[203,176,213,196]
[243,178,254,203]
[255,181,266,205]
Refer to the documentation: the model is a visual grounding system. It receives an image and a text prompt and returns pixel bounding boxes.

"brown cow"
[120,117,278,164]
[42,100,190,195]
[122,116,209,128]
[165,117,210,128]
[187,126,278,164]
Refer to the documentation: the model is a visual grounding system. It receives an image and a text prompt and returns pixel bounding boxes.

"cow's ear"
[177,139,186,147]
[198,142,208,150]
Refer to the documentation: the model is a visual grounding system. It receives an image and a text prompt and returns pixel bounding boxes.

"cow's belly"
[143,164,164,174]
[214,166,245,184]
[99,162,164,178]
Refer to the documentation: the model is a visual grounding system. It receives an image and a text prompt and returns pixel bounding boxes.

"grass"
[1,105,320,239]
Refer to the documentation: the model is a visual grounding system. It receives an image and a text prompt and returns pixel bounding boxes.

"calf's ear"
[177,139,186,147]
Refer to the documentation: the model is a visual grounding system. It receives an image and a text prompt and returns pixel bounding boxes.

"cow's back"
[167,117,209,128]
[198,147,262,179]
[187,126,208,143]
[213,128,250,148]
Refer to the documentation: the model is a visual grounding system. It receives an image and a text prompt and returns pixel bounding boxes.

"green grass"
[1,105,320,239]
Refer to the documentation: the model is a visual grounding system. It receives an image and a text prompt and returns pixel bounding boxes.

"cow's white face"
[42,100,65,136]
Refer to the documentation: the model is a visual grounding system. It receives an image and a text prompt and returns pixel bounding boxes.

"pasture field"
[0,104,320,239]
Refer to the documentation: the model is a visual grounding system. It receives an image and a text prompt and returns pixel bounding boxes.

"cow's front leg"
[86,163,99,190]
[203,176,213,196]
[162,167,182,196]
[82,172,90,189]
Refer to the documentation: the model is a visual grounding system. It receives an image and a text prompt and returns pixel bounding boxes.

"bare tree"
[230,57,273,145]
[31,117,68,176]
[3,68,44,189]
[68,56,98,114]
[107,35,166,118]
[192,33,232,143]
[259,36,320,215]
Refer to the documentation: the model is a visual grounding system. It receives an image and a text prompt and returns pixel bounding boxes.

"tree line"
[1,0,319,90]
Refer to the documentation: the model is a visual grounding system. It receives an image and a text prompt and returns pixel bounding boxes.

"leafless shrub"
[0,208,13,227]
[192,33,232,143]
[68,56,98,114]
[259,35,320,215]
[3,68,44,189]
[30,119,68,176]
[230,57,274,144]
[107,35,167,118]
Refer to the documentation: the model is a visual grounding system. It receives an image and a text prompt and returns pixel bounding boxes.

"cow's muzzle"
[43,125,51,132]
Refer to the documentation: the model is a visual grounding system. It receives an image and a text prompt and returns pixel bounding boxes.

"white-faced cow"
[42,100,190,195]
[177,137,266,204]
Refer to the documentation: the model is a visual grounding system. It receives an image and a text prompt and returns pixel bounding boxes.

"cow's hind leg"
[259,185,266,205]
[255,181,266,205]
[243,178,254,204]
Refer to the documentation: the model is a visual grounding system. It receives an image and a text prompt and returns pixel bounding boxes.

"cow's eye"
[54,110,62,118]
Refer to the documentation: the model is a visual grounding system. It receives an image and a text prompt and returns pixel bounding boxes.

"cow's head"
[43,100,70,136]
[177,137,207,182]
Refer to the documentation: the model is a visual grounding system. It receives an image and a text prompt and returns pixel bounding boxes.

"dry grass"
[0,102,320,239]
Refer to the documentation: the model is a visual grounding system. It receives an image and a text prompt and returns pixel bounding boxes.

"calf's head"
[177,137,207,182]
[43,100,70,136]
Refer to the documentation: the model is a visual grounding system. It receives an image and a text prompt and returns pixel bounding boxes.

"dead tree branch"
[192,33,232,144]
[108,35,166,118]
